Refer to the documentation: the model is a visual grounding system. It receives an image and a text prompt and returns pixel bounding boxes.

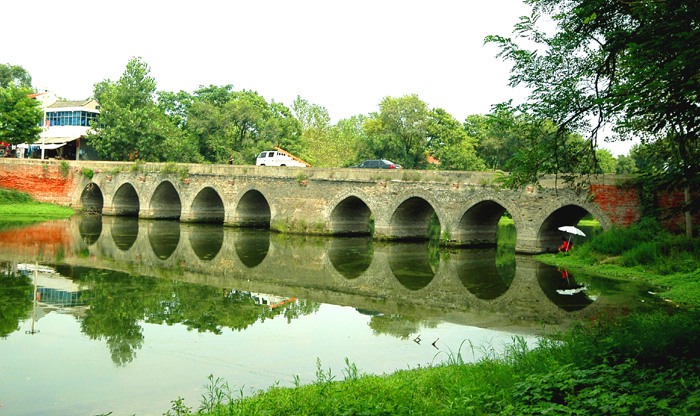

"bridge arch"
[148,180,182,219]
[385,192,445,240]
[232,187,272,228]
[534,201,612,253]
[326,189,377,235]
[453,197,520,246]
[80,183,104,213]
[189,186,225,223]
[112,182,140,216]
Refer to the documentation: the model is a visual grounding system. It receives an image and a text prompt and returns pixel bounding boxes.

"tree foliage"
[487,0,700,223]
[88,57,186,162]
[157,85,302,165]
[0,63,32,89]
[426,109,485,171]
[0,84,42,145]
[362,95,430,169]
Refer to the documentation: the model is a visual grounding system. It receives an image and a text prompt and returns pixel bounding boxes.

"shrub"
[82,168,94,179]
[0,189,35,205]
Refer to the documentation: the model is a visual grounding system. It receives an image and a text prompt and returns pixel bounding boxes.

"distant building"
[427,155,440,165]
[21,91,100,160]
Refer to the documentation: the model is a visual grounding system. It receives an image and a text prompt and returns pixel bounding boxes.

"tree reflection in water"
[0,265,33,338]
[75,269,319,366]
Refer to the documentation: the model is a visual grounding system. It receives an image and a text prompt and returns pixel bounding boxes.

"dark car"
[351,159,401,169]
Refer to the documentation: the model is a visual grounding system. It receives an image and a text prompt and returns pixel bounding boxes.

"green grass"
[162,308,700,416]
[0,189,74,230]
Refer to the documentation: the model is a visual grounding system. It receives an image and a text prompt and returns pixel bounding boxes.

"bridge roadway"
[0,217,633,329]
[0,159,639,253]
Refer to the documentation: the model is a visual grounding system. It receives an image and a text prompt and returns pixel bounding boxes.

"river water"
[0,216,657,416]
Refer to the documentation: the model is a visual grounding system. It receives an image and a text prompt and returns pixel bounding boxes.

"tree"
[615,154,636,175]
[0,63,32,89]
[0,84,43,145]
[181,85,302,164]
[595,149,617,174]
[362,95,429,169]
[426,108,485,171]
[487,0,700,235]
[88,57,184,162]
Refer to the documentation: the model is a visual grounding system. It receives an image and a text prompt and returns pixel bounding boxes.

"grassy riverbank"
[0,188,74,229]
[537,218,700,306]
[166,307,699,416]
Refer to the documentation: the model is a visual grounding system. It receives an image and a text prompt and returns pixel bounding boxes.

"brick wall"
[589,184,641,226]
[0,160,80,206]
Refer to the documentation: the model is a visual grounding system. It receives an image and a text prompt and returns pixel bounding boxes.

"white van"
[256,148,309,167]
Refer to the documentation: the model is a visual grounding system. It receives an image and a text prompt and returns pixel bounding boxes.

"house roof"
[427,155,440,164]
[47,99,94,108]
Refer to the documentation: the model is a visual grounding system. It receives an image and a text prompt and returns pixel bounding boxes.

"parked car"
[256,148,309,167]
[351,159,401,169]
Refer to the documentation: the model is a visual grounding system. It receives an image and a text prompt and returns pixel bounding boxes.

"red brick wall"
[0,160,80,206]
[657,190,700,232]
[589,184,641,226]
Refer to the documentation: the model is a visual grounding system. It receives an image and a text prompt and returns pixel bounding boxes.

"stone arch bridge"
[57,161,638,254]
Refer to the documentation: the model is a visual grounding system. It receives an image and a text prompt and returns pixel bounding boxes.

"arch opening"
[80,183,104,214]
[538,205,598,253]
[191,187,225,223]
[112,183,140,217]
[150,181,181,219]
[330,196,372,235]
[389,197,437,240]
[457,200,509,246]
[235,190,271,228]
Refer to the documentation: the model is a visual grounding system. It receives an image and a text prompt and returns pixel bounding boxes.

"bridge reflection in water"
[0,215,649,329]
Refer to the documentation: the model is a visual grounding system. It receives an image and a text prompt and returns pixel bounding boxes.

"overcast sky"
[5,0,634,156]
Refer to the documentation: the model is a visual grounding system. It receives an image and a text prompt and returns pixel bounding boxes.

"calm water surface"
[0,217,657,416]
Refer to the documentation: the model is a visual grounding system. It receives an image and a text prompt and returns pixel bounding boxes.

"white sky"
[4,0,633,156]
